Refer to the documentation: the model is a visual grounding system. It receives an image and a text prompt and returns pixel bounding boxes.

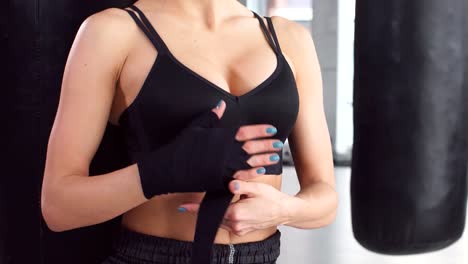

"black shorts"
[101,226,281,264]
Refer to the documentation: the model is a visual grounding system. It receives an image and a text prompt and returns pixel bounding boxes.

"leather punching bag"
[351,0,468,254]
[4,1,133,263]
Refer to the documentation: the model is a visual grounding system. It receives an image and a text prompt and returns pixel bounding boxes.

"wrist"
[278,194,306,226]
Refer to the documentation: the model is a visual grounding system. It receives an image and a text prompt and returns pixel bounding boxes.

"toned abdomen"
[121,174,283,244]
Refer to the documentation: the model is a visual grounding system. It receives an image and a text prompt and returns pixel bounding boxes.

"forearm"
[41,163,148,232]
[282,181,338,229]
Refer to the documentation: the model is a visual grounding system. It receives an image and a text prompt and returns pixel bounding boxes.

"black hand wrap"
[135,107,283,264]
[136,109,251,199]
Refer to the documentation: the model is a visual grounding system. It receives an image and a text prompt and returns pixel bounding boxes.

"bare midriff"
[121,173,282,244]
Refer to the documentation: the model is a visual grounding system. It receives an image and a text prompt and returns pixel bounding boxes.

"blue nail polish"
[266,127,277,134]
[177,207,187,212]
[270,154,280,161]
[273,141,283,149]
[216,100,223,108]
[256,167,266,174]
[234,182,240,190]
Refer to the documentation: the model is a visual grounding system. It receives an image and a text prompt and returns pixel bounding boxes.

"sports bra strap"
[123,6,281,57]
[121,8,161,51]
[265,16,283,54]
[121,5,169,54]
[251,11,281,56]
[128,5,170,55]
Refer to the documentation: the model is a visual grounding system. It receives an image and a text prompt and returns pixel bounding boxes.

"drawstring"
[228,244,235,264]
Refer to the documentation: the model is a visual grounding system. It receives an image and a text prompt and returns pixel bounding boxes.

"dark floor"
[277,166,467,264]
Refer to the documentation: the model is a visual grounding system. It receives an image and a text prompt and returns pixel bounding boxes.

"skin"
[41,0,338,245]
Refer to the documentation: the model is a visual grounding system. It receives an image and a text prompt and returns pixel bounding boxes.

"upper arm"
[273,17,335,190]
[43,8,131,188]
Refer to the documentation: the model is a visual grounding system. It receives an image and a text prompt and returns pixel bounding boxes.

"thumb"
[187,99,226,128]
[229,180,262,198]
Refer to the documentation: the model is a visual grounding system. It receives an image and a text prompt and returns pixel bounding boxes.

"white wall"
[335,0,356,156]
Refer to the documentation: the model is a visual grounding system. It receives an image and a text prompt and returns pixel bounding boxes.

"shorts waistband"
[112,226,281,264]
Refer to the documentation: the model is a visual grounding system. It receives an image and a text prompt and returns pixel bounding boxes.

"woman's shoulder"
[267,15,315,80]
[78,7,141,44]
[83,7,132,28]
[72,6,146,65]
[268,15,313,51]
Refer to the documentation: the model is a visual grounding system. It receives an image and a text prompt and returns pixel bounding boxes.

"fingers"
[187,99,226,128]
[230,138,283,179]
[211,99,226,119]
[177,198,253,236]
[221,217,253,237]
[246,151,281,168]
[177,203,200,214]
[233,166,268,180]
[242,138,284,155]
[176,202,238,234]
[235,124,278,141]
[216,201,251,236]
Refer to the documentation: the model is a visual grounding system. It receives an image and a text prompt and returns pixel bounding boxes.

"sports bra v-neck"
[116,4,299,264]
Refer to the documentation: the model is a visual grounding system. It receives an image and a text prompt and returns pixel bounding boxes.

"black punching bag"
[4,1,133,263]
[351,0,468,254]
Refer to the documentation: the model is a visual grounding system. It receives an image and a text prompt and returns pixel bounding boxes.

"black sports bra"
[117,4,299,264]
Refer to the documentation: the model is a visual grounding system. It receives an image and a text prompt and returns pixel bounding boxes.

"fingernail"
[256,167,266,174]
[270,154,280,161]
[216,100,223,108]
[266,127,277,134]
[234,182,240,190]
[273,141,283,149]
[177,207,187,212]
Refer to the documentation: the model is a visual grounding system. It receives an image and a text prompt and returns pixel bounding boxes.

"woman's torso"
[107,2,298,245]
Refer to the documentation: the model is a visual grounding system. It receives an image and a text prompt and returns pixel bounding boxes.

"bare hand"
[178,180,290,236]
